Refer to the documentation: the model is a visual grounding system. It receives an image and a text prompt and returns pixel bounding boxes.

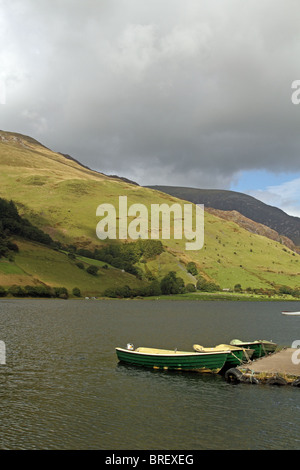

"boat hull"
[115,347,229,374]
[230,340,277,358]
[224,349,244,366]
[282,311,300,316]
[194,344,246,367]
[230,342,263,358]
[260,341,277,355]
[214,344,252,365]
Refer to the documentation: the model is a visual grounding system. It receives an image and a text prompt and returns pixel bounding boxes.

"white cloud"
[249,178,300,217]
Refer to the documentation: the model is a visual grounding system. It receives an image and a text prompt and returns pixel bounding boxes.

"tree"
[53,287,69,299]
[0,286,7,297]
[196,276,220,292]
[160,271,185,295]
[72,287,81,297]
[186,262,198,276]
[175,276,185,294]
[196,276,207,291]
[147,280,162,296]
[279,285,293,295]
[0,197,56,252]
[234,283,242,292]
[76,262,85,270]
[24,285,52,297]
[86,265,99,276]
[185,283,196,292]
[8,285,26,297]
[205,282,220,292]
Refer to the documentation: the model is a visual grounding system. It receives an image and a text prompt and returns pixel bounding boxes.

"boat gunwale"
[115,347,231,357]
[230,341,275,346]
[214,345,245,352]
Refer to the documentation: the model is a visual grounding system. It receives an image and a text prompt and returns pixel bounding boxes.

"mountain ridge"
[146,185,300,246]
[205,207,299,254]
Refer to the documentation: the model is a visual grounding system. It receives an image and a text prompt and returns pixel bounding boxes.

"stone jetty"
[226,348,300,386]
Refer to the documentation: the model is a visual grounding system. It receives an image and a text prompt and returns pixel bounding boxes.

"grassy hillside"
[1,130,300,295]
[0,239,147,297]
[146,185,300,245]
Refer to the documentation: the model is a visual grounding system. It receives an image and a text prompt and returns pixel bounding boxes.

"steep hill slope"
[0,194,147,297]
[147,186,300,245]
[0,238,147,297]
[205,207,299,254]
[1,130,300,293]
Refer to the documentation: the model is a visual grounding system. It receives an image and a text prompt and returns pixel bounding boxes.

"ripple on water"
[0,299,299,450]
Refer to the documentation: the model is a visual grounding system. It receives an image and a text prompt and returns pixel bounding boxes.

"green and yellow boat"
[116,345,230,374]
[193,344,250,367]
[215,344,254,364]
[230,339,277,358]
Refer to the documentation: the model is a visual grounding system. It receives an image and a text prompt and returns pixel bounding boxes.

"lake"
[0,298,299,450]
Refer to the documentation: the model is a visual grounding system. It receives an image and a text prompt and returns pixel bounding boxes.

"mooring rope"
[261,342,266,356]
[231,351,244,364]
[242,348,251,363]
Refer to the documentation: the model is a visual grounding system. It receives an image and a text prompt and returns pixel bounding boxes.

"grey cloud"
[1,0,300,188]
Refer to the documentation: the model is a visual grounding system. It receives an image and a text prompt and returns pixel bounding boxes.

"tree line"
[69,239,164,278]
[103,270,211,298]
[0,285,74,299]
[0,198,57,258]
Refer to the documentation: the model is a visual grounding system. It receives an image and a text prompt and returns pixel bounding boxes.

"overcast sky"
[1,0,300,215]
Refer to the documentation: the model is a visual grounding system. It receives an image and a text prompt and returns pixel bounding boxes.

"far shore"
[1,291,300,302]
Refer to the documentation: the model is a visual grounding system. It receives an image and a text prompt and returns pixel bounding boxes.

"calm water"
[0,298,299,450]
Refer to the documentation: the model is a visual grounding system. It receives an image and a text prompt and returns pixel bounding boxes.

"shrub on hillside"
[86,265,99,276]
[53,287,69,299]
[72,287,81,297]
[76,262,85,270]
[185,283,196,292]
[234,283,242,292]
[24,285,53,297]
[186,262,198,276]
[8,285,26,297]
[160,271,185,295]
[196,276,220,292]
[0,286,7,297]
